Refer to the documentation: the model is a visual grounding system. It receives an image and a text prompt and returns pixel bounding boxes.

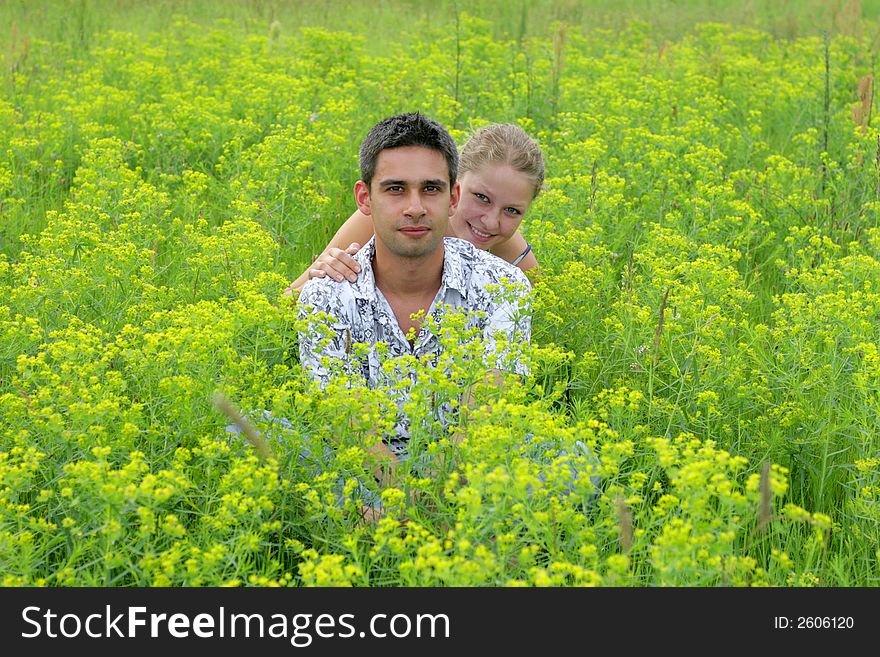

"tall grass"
[3,0,880,52]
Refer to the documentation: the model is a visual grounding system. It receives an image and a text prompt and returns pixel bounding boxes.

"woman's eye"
[505,207,521,216]
[474,193,489,203]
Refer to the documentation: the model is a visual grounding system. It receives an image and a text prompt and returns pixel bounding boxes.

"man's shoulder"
[299,238,376,310]
[474,249,531,287]
[298,275,358,312]
[445,238,531,290]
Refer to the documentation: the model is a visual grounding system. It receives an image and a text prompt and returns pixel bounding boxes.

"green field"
[1,0,879,586]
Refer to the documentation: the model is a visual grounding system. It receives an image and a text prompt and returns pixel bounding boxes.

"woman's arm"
[284,209,375,294]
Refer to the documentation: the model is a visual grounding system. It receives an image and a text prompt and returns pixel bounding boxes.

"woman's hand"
[282,242,362,296]
[308,242,362,283]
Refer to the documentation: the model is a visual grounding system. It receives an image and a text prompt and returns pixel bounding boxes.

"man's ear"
[354,180,372,215]
[449,180,461,216]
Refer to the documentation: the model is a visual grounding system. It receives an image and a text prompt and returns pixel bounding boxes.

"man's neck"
[372,240,445,299]
[371,239,445,345]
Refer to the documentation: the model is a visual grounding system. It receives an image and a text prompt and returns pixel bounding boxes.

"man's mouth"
[400,226,430,236]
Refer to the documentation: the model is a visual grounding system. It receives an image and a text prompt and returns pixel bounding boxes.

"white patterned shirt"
[297,236,531,457]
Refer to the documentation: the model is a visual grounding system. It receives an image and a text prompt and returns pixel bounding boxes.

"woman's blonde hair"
[459,123,545,198]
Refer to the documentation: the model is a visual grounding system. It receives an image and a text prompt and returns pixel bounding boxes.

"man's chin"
[387,238,443,259]
[396,248,436,259]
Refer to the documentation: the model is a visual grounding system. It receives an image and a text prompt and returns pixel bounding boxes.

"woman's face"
[451,163,535,252]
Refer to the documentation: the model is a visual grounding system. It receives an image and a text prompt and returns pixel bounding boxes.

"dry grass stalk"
[9,23,30,75]
[624,251,635,304]
[14,384,32,404]
[616,496,633,554]
[652,286,671,368]
[833,0,863,40]
[589,160,598,212]
[553,22,568,77]
[212,392,277,462]
[551,22,567,113]
[758,461,772,531]
[876,135,880,197]
[852,74,874,135]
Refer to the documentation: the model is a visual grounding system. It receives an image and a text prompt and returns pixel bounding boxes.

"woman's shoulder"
[491,230,533,265]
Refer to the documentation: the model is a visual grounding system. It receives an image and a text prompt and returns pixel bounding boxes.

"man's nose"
[404,190,426,218]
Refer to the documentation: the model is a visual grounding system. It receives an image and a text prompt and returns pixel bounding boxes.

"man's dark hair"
[359,112,458,188]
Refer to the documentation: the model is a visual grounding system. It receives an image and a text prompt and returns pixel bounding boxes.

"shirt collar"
[352,236,474,301]
[439,237,473,299]
[350,237,379,302]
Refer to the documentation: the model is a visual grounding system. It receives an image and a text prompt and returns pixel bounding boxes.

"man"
[296,113,532,508]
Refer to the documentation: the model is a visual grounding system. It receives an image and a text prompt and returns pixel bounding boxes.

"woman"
[285,123,543,293]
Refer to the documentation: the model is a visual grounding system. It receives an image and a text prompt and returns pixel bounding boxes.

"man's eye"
[424,185,440,193]
[387,186,404,192]
[474,193,489,203]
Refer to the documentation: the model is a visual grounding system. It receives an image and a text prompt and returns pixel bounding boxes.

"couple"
[291,112,596,522]
[286,117,542,292]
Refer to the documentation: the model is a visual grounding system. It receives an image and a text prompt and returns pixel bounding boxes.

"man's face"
[355,146,459,259]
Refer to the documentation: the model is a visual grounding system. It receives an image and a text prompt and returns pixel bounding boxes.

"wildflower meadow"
[1,0,879,587]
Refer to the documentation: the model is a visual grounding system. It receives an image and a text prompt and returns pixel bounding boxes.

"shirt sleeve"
[482,273,532,376]
[297,281,360,388]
